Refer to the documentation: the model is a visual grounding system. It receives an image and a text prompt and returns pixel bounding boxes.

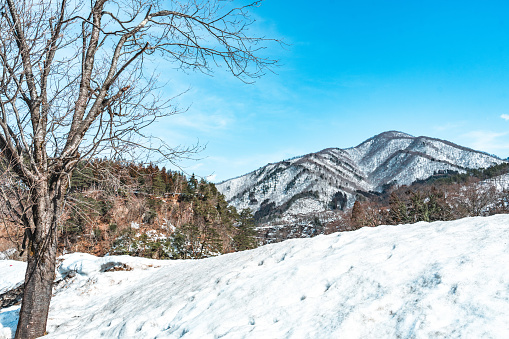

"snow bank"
[56,253,172,278]
[0,261,25,295]
[2,215,509,338]
[0,260,26,339]
[0,255,173,339]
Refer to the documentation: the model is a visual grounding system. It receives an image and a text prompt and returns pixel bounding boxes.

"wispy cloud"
[206,174,217,182]
[501,114,509,121]
[208,148,304,182]
[170,111,234,132]
[461,130,509,155]
[433,121,465,132]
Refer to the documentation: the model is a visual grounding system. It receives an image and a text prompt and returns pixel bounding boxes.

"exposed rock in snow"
[2,215,509,338]
[0,286,23,310]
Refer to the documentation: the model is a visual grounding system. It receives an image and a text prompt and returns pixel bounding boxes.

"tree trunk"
[15,218,58,338]
[15,178,64,339]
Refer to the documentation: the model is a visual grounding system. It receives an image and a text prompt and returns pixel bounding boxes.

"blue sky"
[151,0,509,182]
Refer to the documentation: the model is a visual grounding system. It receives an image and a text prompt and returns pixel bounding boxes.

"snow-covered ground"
[0,261,25,295]
[2,215,509,338]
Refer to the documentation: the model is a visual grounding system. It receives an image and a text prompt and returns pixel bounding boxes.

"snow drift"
[2,215,509,338]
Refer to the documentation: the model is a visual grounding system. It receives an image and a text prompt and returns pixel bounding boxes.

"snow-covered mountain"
[217,131,505,219]
[2,215,509,338]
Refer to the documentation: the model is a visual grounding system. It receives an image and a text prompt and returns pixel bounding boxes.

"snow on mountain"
[2,215,509,338]
[483,173,509,191]
[217,131,505,219]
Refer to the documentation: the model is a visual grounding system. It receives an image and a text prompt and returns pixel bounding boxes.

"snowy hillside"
[217,131,504,219]
[483,172,509,191]
[2,215,509,338]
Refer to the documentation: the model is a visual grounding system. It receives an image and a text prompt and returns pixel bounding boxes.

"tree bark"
[15,224,57,338]
[15,179,64,339]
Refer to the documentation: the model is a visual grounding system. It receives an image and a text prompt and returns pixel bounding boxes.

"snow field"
[1,215,509,338]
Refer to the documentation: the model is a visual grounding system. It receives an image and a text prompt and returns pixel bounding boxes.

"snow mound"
[56,253,173,278]
[2,215,509,338]
[0,260,26,339]
[0,261,26,295]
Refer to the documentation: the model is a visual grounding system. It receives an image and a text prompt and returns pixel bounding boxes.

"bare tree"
[0,0,278,337]
[448,179,499,218]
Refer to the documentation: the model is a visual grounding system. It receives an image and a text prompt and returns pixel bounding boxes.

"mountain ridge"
[217,131,505,220]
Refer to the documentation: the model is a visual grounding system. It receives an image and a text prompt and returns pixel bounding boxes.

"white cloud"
[461,130,509,154]
[501,114,509,121]
[433,122,464,132]
[170,111,234,132]
[207,148,304,182]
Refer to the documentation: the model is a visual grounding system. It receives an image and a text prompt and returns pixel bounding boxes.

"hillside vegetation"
[0,160,257,260]
[256,162,509,243]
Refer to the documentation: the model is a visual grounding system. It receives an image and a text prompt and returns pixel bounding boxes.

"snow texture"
[0,260,26,339]
[0,261,25,295]
[2,215,509,338]
[483,173,509,191]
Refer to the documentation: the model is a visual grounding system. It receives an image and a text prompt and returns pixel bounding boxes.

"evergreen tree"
[234,209,258,251]
[152,173,166,195]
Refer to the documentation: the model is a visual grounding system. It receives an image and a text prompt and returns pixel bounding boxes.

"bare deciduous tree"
[0,0,278,337]
[448,179,499,218]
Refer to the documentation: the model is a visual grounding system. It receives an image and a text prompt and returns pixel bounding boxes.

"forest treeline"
[346,162,509,229]
[257,163,509,242]
[4,160,509,257]
[1,159,257,260]
[66,161,509,252]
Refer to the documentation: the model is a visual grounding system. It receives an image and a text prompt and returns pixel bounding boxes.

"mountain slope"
[217,131,504,219]
[2,215,509,338]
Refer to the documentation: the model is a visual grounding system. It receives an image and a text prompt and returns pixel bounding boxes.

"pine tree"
[152,173,166,195]
[234,209,258,251]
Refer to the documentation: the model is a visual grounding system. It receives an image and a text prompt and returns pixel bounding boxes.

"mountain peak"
[354,131,414,148]
[376,130,414,138]
[216,132,505,221]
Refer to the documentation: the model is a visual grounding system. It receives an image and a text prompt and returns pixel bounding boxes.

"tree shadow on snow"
[0,306,19,339]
